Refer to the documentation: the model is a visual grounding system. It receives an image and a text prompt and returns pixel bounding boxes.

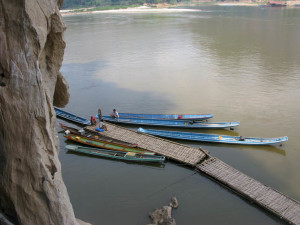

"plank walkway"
[85,123,207,166]
[197,158,300,225]
[86,122,300,225]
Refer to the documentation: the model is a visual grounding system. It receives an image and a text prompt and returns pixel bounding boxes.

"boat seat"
[126,152,136,157]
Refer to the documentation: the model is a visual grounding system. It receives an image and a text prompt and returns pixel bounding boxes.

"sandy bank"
[217,1,300,6]
[216,2,259,6]
[61,6,200,16]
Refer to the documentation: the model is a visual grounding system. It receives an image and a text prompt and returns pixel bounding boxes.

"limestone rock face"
[54,72,70,107]
[0,0,77,224]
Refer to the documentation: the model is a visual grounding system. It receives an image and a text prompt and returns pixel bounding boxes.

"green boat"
[65,145,165,164]
[60,123,138,147]
[64,133,154,155]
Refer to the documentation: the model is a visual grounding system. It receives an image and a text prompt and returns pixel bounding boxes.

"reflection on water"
[60,7,300,225]
[242,145,286,156]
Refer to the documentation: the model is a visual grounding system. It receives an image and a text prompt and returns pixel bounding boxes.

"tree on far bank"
[62,0,182,9]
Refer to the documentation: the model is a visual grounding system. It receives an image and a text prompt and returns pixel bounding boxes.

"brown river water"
[58,6,300,224]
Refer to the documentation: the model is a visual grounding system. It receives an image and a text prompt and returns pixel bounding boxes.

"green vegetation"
[62,0,183,9]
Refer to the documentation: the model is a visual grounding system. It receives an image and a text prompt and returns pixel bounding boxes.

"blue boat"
[54,107,91,126]
[137,128,288,145]
[65,145,165,164]
[102,116,239,129]
[117,113,213,121]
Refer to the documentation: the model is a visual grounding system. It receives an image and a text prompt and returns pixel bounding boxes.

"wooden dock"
[85,122,300,225]
[85,123,207,165]
[198,158,300,225]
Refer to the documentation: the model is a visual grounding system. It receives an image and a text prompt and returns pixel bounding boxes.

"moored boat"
[102,116,239,129]
[115,112,213,121]
[64,133,154,154]
[59,123,138,147]
[65,145,165,163]
[137,128,288,145]
[55,107,91,125]
[266,1,287,7]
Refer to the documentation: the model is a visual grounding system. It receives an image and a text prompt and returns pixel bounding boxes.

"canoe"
[55,107,91,126]
[116,113,213,121]
[267,1,287,7]
[65,145,165,164]
[59,123,85,135]
[137,128,288,145]
[59,123,139,147]
[64,133,154,154]
[102,116,239,129]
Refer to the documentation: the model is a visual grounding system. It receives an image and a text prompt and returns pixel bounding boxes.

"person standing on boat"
[98,108,102,121]
[112,109,119,120]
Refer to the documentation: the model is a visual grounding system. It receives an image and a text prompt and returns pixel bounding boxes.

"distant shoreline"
[60,2,300,16]
[60,5,201,16]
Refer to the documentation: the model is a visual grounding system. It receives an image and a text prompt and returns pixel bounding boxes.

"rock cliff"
[0,0,77,224]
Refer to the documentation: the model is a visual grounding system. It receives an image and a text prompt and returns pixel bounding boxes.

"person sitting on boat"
[98,108,102,121]
[112,109,119,120]
[90,116,97,125]
[99,119,107,131]
[95,119,107,132]
[239,136,245,141]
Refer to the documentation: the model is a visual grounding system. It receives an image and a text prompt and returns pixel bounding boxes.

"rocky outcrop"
[0,0,77,224]
[76,218,92,225]
[148,197,178,225]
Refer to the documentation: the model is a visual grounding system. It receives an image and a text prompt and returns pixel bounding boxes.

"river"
[58,6,300,225]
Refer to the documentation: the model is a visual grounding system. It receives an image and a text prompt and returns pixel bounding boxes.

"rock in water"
[0,0,77,224]
[149,197,178,225]
[168,197,178,209]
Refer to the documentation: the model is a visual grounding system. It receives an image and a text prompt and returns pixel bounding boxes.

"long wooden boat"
[55,107,91,126]
[137,128,288,145]
[59,123,138,147]
[267,1,287,7]
[102,116,239,129]
[116,113,213,121]
[64,133,154,154]
[65,145,165,164]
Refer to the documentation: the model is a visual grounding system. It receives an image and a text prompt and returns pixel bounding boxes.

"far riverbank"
[60,5,200,16]
[60,1,300,16]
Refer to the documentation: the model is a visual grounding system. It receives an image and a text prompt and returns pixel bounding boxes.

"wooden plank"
[85,122,207,165]
[197,158,300,225]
